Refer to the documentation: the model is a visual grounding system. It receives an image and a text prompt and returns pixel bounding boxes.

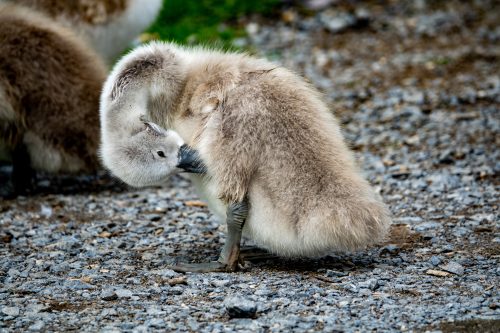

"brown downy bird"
[0,3,107,197]
[100,42,392,272]
[2,0,163,62]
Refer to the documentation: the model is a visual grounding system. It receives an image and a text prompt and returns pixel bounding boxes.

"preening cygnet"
[101,42,392,272]
[5,0,163,62]
[0,3,106,197]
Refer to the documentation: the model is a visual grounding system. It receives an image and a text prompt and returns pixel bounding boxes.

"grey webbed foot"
[176,144,207,174]
[169,199,249,273]
[168,260,242,273]
[240,246,278,261]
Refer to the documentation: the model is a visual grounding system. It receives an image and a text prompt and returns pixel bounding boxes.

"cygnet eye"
[156,151,166,158]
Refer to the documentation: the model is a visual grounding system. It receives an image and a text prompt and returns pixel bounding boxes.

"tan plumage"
[101,42,392,257]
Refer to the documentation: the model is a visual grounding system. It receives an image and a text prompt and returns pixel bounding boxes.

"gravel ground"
[1,1,499,332]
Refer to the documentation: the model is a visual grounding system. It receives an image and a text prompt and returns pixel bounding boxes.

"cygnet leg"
[0,143,35,198]
[218,200,248,270]
[169,199,249,273]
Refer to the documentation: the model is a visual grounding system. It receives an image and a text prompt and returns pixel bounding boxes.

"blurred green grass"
[148,0,281,48]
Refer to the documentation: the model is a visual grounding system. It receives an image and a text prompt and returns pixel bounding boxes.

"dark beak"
[176,145,207,174]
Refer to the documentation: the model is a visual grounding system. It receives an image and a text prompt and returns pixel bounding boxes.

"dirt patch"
[426,319,500,333]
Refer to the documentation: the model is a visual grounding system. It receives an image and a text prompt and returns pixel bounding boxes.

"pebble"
[115,289,133,298]
[28,321,45,331]
[224,296,258,319]
[2,306,20,317]
[65,279,94,290]
[101,290,118,301]
[320,12,358,33]
[414,222,442,232]
[440,262,465,276]
[323,272,347,282]
[429,256,442,266]
[380,244,400,255]
[211,279,231,288]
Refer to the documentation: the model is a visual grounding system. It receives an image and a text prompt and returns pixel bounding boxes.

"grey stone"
[429,256,442,266]
[440,262,465,275]
[326,270,348,277]
[28,321,45,331]
[380,244,400,255]
[452,227,471,238]
[101,290,118,301]
[323,14,356,33]
[211,279,231,288]
[147,318,165,328]
[115,288,133,298]
[225,296,257,318]
[2,306,20,317]
[415,222,442,232]
[64,279,94,290]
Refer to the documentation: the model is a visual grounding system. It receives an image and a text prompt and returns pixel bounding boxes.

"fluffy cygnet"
[100,42,392,272]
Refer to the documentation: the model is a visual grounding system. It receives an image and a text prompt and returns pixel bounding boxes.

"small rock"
[29,321,45,331]
[338,300,350,307]
[403,90,425,105]
[225,296,257,319]
[415,222,442,232]
[168,286,184,295]
[368,279,379,291]
[115,288,133,298]
[167,276,187,286]
[359,279,379,291]
[101,290,118,301]
[147,318,165,328]
[211,279,231,288]
[151,269,178,279]
[439,262,465,275]
[145,214,162,222]
[326,270,348,277]
[2,306,20,317]
[429,256,442,266]
[440,244,455,253]
[65,279,94,290]
[380,244,400,255]
[320,11,358,33]
[452,227,471,238]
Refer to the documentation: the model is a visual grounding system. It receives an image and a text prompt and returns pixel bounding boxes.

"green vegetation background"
[148,0,281,48]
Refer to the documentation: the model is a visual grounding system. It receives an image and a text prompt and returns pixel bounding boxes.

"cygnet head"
[99,43,189,187]
[101,119,184,187]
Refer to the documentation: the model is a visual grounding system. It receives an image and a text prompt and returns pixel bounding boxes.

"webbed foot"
[168,260,241,273]
[169,200,249,274]
[240,246,278,261]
